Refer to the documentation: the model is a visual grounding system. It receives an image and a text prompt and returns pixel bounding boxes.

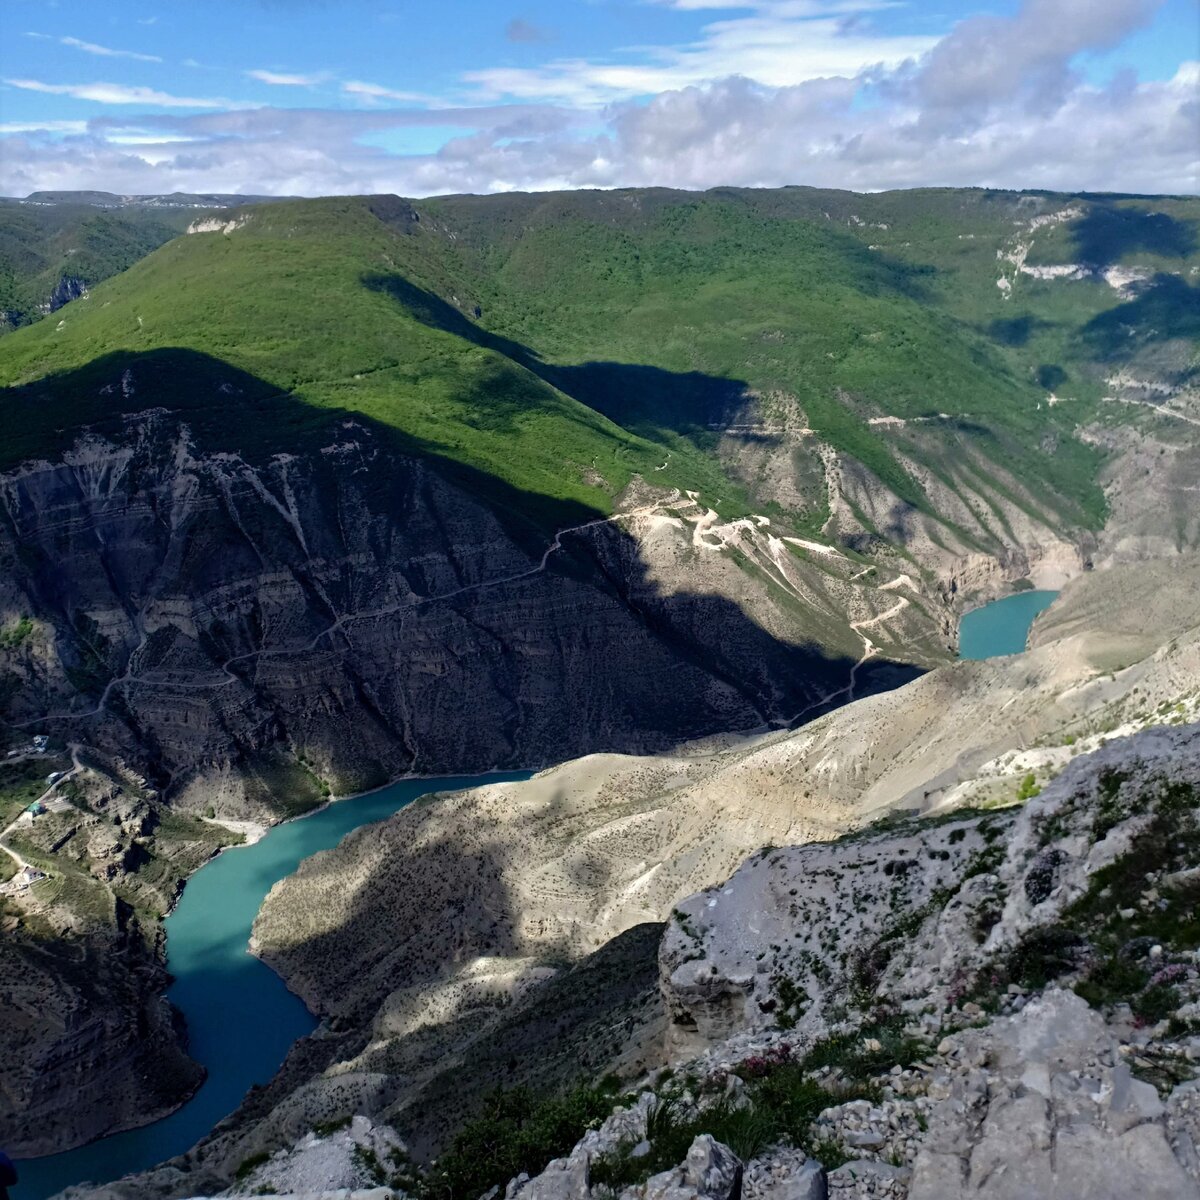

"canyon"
[0,184,1196,1192]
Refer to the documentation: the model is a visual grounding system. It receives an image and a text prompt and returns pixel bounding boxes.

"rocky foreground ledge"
[153,721,1200,1200]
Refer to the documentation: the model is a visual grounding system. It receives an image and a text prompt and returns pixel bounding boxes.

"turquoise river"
[16,770,530,1199]
[958,589,1059,660]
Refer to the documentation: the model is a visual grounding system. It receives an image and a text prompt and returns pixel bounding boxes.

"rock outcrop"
[501,721,1200,1200]
[220,1115,413,1196]
[908,991,1197,1199]
[47,276,88,312]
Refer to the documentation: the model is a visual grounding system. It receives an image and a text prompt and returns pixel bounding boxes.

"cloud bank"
[2,0,1195,198]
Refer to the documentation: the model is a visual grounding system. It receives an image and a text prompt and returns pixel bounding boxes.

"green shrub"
[419,1078,624,1200]
[1132,983,1181,1024]
[1016,773,1041,802]
[1074,955,1148,1010]
[0,618,33,649]
[235,1152,270,1181]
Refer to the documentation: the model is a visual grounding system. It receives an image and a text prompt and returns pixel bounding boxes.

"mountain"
[0,192,286,330]
[15,191,287,209]
[0,185,1197,1167]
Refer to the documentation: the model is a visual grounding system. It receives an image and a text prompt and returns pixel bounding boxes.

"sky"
[0,0,1197,198]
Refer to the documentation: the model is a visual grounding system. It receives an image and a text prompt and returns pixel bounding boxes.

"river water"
[16,770,530,1200]
[958,590,1058,660]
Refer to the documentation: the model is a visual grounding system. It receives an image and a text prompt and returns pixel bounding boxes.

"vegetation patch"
[592,1017,922,1190]
[0,617,33,649]
[969,776,1200,1018]
[418,1078,625,1200]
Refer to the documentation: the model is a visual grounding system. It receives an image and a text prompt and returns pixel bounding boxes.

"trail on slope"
[0,749,83,876]
[785,595,912,724]
[20,494,683,722]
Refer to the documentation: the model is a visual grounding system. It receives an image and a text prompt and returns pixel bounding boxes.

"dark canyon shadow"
[362,271,748,439]
[2,343,930,1187]
[1,346,922,796]
[1069,203,1197,268]
[1080,274,1200,359]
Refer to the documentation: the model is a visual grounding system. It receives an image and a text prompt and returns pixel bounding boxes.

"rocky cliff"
[0,411,911,819]
[0,748,236,1157]
[451,719,1200,1199]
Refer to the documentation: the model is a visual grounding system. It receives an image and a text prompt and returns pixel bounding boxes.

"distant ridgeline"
[0,184,1196,785]
[2,186,1196,530]
[0,192,287,329]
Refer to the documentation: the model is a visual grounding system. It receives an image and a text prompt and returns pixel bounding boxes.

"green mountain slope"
[0,197,740,526]
[0,202,194,329]
[1,187,1196,542]
[0,194,282,331]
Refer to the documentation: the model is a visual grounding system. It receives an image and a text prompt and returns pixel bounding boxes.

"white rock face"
[508,1132,743,1200]
[660,723,1200,1057]
[219,1115,409,1197]
[186,216,249,235]
[909,990,1199,1199]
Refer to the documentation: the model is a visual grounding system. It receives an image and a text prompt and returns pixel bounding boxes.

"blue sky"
[1,0,1196,195]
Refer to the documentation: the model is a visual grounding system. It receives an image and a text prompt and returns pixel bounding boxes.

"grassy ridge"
[0,201,193,328]
[2,187,1196,538]
[0,198,733,522]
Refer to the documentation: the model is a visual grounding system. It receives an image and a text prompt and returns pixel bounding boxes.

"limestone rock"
[220,1115,410,1196]
[908,991,1200,1200]
[638,1136,742,1200]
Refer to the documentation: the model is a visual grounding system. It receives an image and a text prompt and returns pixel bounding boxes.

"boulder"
[643,1135,743,1200]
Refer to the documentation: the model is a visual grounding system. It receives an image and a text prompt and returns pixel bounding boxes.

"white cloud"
[61,36,162,63]
[903,0,1162,120]
[343,80,434,104]
[246,69,329,87]
[464,11,935,105]
[0,119,90,134]
[3,79,235,108]
[25,32,162,62]
[1,0,1195,199]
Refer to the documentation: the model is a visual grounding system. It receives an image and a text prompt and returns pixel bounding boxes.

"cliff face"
[0,414,863,816]
[1,914,202,1157]
[46,277,89,313]
[0,405,938,1161]
[0,747,239,1159]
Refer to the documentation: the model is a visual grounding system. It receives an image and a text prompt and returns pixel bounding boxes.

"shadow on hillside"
[986,314,1054,347]
[1071,204,1196,267]
[363,272,748,437]
[0,346,602,545]
[2,346,926,787]
[1080,274,1200,359]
